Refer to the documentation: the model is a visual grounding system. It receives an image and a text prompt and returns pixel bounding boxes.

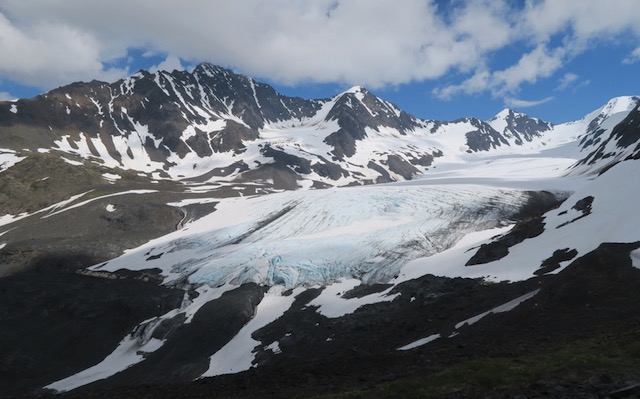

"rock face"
[0,263,184,396]
[574,101,640,173]
[489,108,554,145]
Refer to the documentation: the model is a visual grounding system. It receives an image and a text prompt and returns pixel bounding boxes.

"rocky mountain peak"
[487,107,552,146]
[342,85,368,96]
[600,95,639,117]
[491,108,515,120]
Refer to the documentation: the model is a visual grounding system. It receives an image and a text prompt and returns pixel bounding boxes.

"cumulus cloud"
[557,73,578,90]
[149,55,185,73]
[0,12,128,88]
[556,72,589,92]
[434,45,565,99]
[520,0,640,42]
[0,91,16,101]
[504,96,554,108]
[0,0,520,89]
[623,47,640,64]
[0,0,639,98]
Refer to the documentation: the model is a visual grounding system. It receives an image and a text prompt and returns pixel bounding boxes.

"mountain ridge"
[3,63,620,190]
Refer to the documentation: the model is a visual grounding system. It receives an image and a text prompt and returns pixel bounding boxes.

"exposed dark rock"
[0,261,183,396]
[464,119,509,152]
[324,127,359,159]
[467,191,565,266]
[366,161,393,183]
[211,120,259,153]
[323,88,421,159]
[261,145,312,174]
[383,154,419,180]
[535,248,579,275]
[240,163,301,190]
[407,152,436,167]
[310,158,349,180]
[181,161,249,183]
[83,283,267,388]
[574,102,640,172]
[342,283,393,299]
[557,195,593,228]
[491,109,553,144]
[5,241,640,398]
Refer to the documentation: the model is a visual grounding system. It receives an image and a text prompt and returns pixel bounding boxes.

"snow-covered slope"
[4,65,633,192]
[568,96,640,174]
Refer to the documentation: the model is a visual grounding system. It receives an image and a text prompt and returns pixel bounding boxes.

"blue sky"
[0,0,639,124]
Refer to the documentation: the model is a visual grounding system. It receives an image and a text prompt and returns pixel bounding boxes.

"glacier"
[92,183,532,289]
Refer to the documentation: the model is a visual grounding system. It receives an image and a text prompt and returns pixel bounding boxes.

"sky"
[0,0,639,123]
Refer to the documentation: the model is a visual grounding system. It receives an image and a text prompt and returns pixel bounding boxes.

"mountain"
[1,65,640,398]
[0,63,559,191]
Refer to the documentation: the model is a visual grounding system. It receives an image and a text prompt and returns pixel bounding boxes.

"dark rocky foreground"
[2,241,640,399]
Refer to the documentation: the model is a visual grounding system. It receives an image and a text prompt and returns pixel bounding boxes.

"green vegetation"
[0,150,176,215]
[314,330,640,399]
[0,151,99,214]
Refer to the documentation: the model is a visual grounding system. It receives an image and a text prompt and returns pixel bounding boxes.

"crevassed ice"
[94,183,529,289]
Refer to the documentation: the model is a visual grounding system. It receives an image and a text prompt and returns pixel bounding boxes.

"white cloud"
[623,47,640,64]
[149,55,184,73]
[557,73,578,90]
[433,69,491,100]
[0,12,129,88]
[556,72,590,92]
[521,0,640,42]
[0,0,638,97]
[504,96,554,108]
[434,45,565,99]
[0,0,520,90]
[0,91,16,101]
[493,45,566,92]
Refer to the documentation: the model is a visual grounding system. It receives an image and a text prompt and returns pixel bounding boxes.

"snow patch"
[105,204,116,213]
[398,289,539,351]
[61,157,83,166]
[202,286,302,377]
[264,341,281,354]
[397,334,440,350]
[0,150,25,172]
[308,279,399,318]
[42,190,157,219]
[455,289,540,329]
[102,173,121,183]
[9,104,17,114]
[45,335,164,392]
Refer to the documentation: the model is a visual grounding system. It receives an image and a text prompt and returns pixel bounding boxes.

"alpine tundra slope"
[1,65,640,397]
